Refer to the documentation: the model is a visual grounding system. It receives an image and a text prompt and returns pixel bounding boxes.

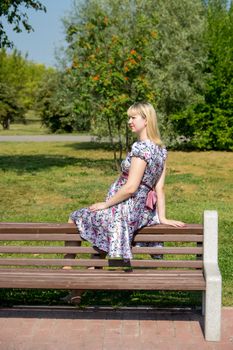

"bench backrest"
[0,222,204,271]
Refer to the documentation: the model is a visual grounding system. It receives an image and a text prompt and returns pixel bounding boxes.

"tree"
[36,70,84,133]
[195,0,233,150]
[148,0,207,145]
[52,1,207,153]
[57,0,158,168]
[0,49,26,128]
[171,0,233,150]
[0,82,24,129]
[41,0,232,153]
[22,60,53,110]
[0,0,46,48]
[0,49,52,129]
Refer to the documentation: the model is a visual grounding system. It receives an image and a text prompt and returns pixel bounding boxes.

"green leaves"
[36,0,232,152]
[0,48,52,129]
[0,0,46,48]
[0,82,24,129]
[44,0,158,165]
[178,0,233,150]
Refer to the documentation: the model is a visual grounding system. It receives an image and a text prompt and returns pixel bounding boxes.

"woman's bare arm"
[89,157,147,211]
[155,163,185,227]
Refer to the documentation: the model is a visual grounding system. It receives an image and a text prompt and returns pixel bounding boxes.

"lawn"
[0,112,46,135]
[0,120,86,136]
[0,141,232,307]
[0,120,48,135]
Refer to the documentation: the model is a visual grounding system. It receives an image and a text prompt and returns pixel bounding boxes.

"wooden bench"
[0,210,221,341]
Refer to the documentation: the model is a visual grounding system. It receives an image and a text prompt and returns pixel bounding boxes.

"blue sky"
[4,0,74,67]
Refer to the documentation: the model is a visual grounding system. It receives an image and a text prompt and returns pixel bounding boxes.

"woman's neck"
[138,130,149,141]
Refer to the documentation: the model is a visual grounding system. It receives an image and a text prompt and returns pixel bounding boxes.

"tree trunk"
[2,117,10,130]
[117,121,123,164]
[106,115,120,171]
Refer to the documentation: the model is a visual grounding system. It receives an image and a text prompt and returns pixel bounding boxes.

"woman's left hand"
[89,202,108,211]
[159,218,186,227]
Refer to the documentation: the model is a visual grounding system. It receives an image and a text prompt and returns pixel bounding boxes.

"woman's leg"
[62,219,106,304]
[61,218,82,304]
[63,218,80,269]
[62,219,107,304]
[62,252,107,304]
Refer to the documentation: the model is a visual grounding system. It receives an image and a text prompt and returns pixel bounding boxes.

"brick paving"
[0,307,232,350]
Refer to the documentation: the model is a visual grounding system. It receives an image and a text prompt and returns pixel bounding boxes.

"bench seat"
[0,211,221,341]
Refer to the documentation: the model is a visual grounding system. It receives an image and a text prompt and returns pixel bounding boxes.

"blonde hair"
[127,102,163,146]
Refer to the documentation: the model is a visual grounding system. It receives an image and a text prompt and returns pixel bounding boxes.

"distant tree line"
[0,49,53,129]
[0,0,232,159]
[0,0,48,129]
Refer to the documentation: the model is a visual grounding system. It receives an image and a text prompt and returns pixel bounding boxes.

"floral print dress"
[70,140,167,259]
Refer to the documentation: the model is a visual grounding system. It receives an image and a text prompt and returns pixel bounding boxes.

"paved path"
[0,135,95,142]
[0,307,232,350]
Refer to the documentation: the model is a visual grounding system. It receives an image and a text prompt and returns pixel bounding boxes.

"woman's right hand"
[89,202,108,211]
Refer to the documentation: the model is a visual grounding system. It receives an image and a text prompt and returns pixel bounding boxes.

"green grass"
[0,119,87,136]
[0,113,47,135]
[0,122,49,135]
[0,142,232,307]
[0,122,88,136]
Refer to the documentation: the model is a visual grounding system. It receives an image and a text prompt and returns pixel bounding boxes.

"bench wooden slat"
[0,234,81,241]
[0,246,203,255]
[0,269,205,290]
[0,268,204,275]
[137,224,203,234]
[0,223,203,234]
[0,224,76,234]
[0,258,203,268]
[134,234,203,242]
[133,247,202,254]
[0,233,203,242]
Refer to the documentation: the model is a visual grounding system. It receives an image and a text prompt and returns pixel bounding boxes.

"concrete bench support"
[203,210,222,341]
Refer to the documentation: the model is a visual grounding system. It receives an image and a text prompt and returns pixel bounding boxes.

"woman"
[65,102,184,303]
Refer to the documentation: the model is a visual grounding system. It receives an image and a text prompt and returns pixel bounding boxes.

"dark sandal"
[70,295,82,305]
[61,292,82,304]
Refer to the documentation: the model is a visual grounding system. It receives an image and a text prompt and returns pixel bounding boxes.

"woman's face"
[128,111,147,134]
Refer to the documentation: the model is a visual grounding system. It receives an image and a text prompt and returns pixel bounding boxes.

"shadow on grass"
[0,154,116,174]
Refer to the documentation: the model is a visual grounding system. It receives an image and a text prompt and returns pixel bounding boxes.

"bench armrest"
[204,262,222,283]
